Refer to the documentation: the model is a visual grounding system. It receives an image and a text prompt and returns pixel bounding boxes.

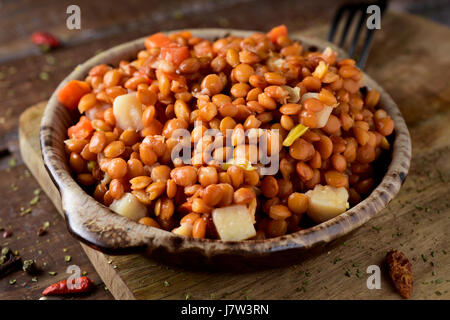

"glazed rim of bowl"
[41,28,411,257]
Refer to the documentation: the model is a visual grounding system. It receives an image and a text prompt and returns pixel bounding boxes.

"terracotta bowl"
[41,29,411,268]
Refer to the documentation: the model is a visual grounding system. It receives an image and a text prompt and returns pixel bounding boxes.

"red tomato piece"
[68,116,94,140]
[267,25,288,43]
[145,32,172,50]
[160,43,190,66]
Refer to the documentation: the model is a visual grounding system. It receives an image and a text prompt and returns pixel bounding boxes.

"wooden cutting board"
[18,13,450,299]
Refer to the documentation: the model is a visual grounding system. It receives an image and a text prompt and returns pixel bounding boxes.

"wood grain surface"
[1,0,449,300]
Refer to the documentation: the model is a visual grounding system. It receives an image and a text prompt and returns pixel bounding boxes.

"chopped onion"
[222,158,257,171]
[282,124,309,147]
[281,85,301,103]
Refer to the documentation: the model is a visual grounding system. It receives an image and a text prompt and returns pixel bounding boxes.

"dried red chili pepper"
[42,276,94,296]
[386,250,414,299]
[31,31,60,49]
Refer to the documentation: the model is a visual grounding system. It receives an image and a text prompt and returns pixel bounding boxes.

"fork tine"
[338,7,357,47]
[356,29,376,69]
[330,0,389,69]
[348,11,366,58]
[356,0,388,68]
[328,6,346,42]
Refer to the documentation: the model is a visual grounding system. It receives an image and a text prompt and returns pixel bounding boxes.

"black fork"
[328,0,388,69]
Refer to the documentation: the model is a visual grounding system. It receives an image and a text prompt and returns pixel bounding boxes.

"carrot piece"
[68,116,94,140]
[160,43,190,66]
[267,25,288,43]
[144,32,172,50]
[57,80,91,110]
[169,30,192,41]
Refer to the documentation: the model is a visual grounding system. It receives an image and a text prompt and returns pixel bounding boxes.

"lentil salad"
[58,25,395,241]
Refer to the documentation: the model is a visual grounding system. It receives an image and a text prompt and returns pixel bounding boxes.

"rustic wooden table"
[0,0,449,300]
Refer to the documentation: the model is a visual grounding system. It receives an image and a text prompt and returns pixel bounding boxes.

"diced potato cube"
[173,223,193,237]
[109,192,147,222]
[113,92,144,131]
[305,185,349,223]
[212,205,256,241]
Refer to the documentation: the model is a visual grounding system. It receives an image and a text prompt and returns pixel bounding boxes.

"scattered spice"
[2,230,12,238]
[8,158,17,167]
[296,286,306,293]
[185,293,191,300]
[172,9,184,19]
[39,72,49,81]
[20,208,32,216]
[31,277,38,282]
[163,280,170,287]
[42,276,94,296]
[217,17,230,28]
[9,279,16,285]
[64,255,72,262]
[22,259,37,274]
[333,257,342,264]
[386,250,413,299]
[356,269,363,278]
[372,226,382,233]
[37,221,50,236]
[46,55,55,65]
[0,247,22,277]
[48,271,57,276]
